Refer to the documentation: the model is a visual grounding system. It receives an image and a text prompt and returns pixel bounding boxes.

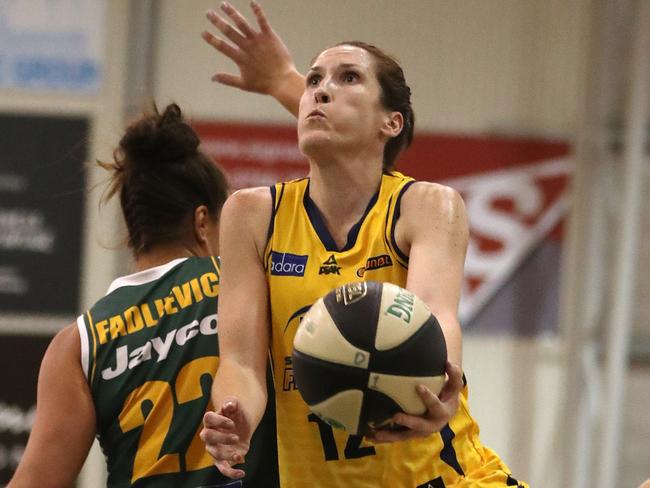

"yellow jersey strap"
[383,171,416,269]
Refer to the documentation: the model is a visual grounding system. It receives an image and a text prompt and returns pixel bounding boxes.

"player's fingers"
[393,410,445,433]
[201,31,243,63]
[220,1,257,38]
[200,427,239,446]
[212,73,245,89]
[438,361,463,403]
[215,460,246,479]
[415,384,439,411]
[206,9,246,46]
[370,427,422,443]
[203,411,235,430]
[251,1,272,34]
[220,399,239,417]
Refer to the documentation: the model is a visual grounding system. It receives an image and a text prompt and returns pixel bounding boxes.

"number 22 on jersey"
[118,356,218,483]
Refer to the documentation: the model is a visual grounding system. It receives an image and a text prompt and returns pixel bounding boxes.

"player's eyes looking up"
[305,69,360,88]
[342,70,360,83]
[306,73,321,87]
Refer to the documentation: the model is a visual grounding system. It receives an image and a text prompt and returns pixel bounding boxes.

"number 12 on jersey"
[308,413,376,461]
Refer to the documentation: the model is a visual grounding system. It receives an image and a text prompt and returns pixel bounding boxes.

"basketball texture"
[292,281,447,436]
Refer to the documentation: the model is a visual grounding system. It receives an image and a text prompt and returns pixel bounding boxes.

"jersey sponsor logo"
[92,271,219,345]
[101,313,218,380]
[318,254,341,275]
[270,251,308,277]
[356,254,393,277]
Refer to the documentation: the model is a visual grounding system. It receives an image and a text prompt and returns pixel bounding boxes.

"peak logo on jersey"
[319,255,341,275]
[356,254,393,277]
[270,251,308,277]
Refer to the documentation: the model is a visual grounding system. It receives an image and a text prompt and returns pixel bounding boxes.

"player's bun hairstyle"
[335,41,415,171]
[99,103,228,255]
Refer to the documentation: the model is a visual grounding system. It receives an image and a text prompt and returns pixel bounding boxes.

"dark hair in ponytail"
[99,103,228,255]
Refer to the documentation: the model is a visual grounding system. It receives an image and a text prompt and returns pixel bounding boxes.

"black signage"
[0,334,52,483]
[0,115,87,314]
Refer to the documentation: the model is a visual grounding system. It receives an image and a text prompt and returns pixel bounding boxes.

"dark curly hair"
[99,103,228,255]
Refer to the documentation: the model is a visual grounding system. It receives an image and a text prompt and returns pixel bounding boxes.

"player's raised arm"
[8,325,96,488]
[371,182,467,443]
[202,1,305,117]
[201,187,273,479]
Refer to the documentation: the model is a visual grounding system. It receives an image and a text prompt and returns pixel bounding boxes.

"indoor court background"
[0,1,648,487]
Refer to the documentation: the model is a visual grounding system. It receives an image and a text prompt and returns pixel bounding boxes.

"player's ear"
[193,205,210,244]
[380,111,403,140]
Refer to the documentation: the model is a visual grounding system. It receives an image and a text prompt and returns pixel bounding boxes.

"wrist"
[268,68,305,117]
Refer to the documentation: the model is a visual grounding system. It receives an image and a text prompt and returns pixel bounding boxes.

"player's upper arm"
[395,182,469,366]
[217,186,274,377]
[9,323,96,488]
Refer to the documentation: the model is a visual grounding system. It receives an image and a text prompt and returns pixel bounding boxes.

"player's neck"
[308,161,382,248]
[133,242,204,272]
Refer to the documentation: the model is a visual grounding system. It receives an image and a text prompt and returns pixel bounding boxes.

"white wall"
[155,0,590,136]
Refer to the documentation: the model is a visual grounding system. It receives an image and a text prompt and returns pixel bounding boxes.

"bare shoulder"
[402,181,465,215]
[401,182,468,233]
[394,181,468,256]
[223,186,272,223]
[44,322,81,367]
[221,186,274,255]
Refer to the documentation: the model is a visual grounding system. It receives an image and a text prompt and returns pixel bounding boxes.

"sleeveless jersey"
[77,257,278,488]
[264,172,528,487]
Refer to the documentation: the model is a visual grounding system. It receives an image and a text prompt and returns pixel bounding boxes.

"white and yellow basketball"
[292,281,447,436]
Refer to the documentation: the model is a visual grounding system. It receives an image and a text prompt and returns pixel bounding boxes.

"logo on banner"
[270,252,308,277]
[444,158,572,324]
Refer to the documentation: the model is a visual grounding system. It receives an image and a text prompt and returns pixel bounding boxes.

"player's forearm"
[269,68,305,118]
[211,358,268,427]
[435,312,463,367]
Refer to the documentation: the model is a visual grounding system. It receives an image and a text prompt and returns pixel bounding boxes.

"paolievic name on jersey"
[93,272,219,345]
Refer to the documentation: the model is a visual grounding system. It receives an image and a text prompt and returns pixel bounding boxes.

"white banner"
[0,0,106,92]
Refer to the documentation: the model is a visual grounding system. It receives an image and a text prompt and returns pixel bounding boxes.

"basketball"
[292,281,447,436]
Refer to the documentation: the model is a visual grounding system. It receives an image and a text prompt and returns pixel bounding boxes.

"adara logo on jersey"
[270,251,308,277]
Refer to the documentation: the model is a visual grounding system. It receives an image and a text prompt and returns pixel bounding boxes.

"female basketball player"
[9,104,278,488]
[200,3,527,487]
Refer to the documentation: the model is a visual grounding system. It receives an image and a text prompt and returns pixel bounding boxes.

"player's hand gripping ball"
[292,281,447,436]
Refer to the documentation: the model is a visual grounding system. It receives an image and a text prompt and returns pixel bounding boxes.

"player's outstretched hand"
[201,1,297,96]
[201,398,252,479]
[368,361,463,443]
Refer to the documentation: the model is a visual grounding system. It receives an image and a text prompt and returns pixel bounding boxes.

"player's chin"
[298,132,334,158]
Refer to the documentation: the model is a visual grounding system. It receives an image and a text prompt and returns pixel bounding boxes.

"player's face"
[298,45,388,161]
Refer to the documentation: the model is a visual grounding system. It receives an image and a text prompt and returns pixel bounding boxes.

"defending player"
[9,104,278,488]
[200,3,528,487]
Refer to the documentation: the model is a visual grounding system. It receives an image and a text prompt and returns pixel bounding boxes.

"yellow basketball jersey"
[264,172,528,488]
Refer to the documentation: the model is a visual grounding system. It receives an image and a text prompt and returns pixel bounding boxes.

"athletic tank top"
[77,257,278,488]
[264,172,527,487]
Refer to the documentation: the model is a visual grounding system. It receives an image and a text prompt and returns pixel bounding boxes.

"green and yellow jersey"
[77,257,278,488]
[264,172,527,487]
